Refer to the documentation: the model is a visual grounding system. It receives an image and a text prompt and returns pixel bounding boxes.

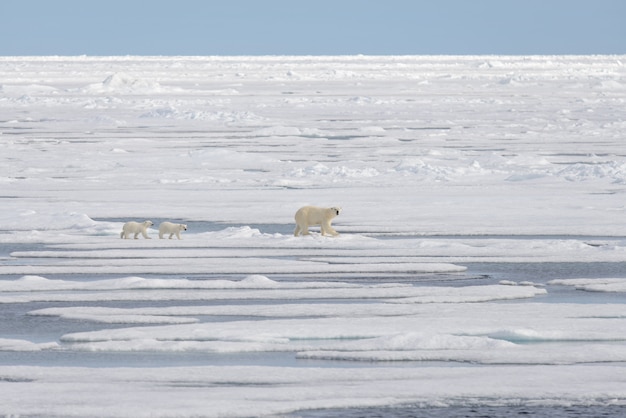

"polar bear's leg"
[168,233,174,239]
[120,231,125,239]
[134,232,140,239]
[141,230,151,239]
[294,223,310,236]
[295,223,310,235]
[321,221,338,236]
[159,231,164,239]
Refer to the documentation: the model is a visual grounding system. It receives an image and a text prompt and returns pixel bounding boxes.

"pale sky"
[1,0,625,55]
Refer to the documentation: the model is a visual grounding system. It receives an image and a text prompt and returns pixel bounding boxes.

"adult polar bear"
[159,222,187,239]
[120,220,153,239]
[294,206,341,237]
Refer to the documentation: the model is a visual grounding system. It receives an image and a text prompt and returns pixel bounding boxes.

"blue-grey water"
[293,404,626,417]
[2,232,625,416]
[1,259,624,368]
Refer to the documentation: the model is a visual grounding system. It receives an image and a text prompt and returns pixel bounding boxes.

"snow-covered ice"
[1,55,626,416]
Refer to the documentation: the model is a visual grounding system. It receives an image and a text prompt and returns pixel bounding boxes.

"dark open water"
[293,404,626,417]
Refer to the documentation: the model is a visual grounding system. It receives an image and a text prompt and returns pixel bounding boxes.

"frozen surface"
[1,55,626,416]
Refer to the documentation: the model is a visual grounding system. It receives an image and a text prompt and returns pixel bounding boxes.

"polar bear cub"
[120,220,153,239]
[159,222,187,240]
[294,206,341,237]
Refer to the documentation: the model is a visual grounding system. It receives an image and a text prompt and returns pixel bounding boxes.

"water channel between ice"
[1,227,624,369]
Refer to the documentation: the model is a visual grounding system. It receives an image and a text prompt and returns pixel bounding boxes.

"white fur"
[120,220,153,239]
[159,222,187,240]
[294,206,341,237]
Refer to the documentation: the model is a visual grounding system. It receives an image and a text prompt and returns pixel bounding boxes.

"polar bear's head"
[181,224,188,231]
[144,220,154,227]
[330,207,341,217]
